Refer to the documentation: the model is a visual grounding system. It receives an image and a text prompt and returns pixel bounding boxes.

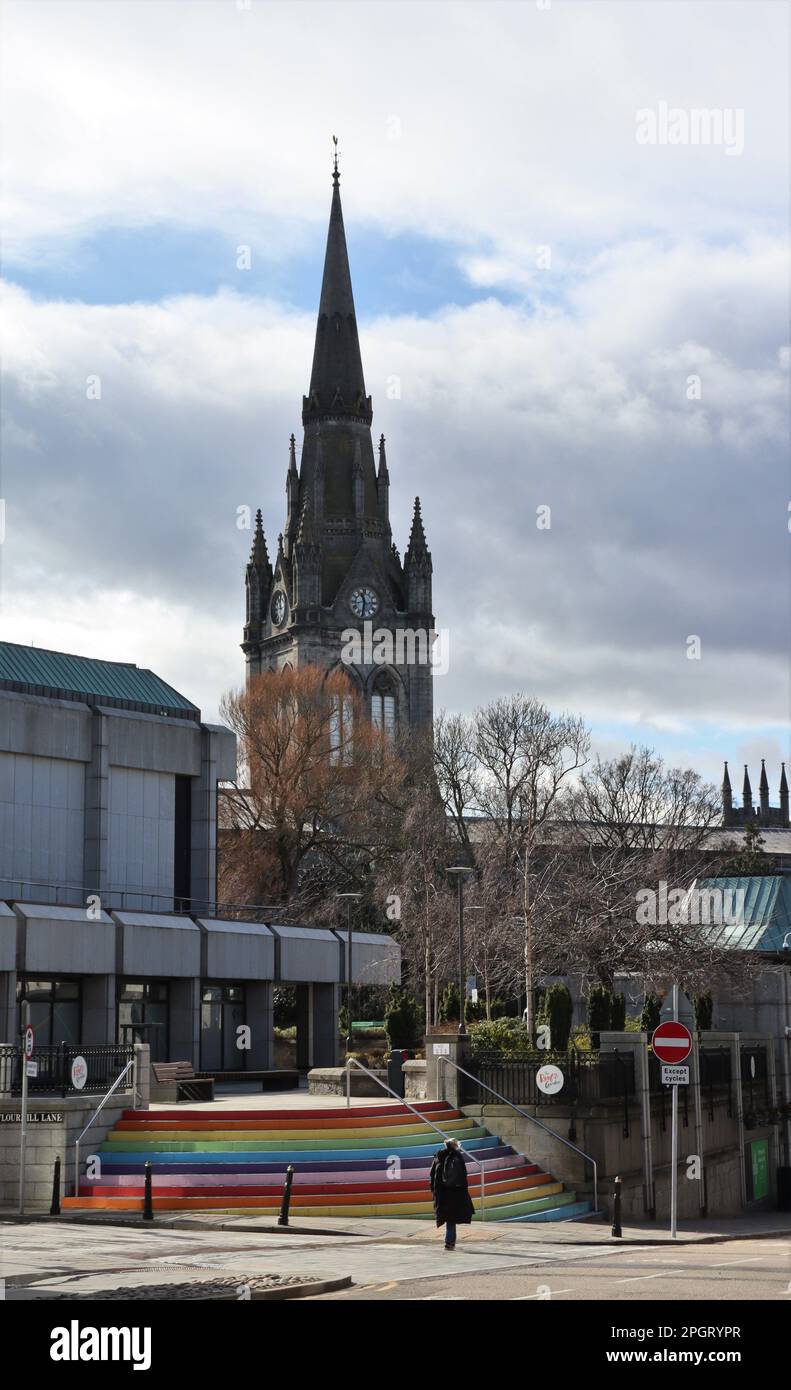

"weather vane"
[332,134,340,184]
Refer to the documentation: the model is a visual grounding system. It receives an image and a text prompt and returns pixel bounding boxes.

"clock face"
[271,591,287,626]
[350,586,379,620]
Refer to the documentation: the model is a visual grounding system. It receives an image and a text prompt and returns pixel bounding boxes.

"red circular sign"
[652,1021,692,1064]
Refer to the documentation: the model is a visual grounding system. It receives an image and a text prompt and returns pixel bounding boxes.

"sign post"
[18,1007,33,1216]
[652,1007,693,1239]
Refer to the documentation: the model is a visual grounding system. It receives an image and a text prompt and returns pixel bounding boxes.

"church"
[242,157,435,735]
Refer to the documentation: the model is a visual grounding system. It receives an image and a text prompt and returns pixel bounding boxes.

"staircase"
[61,1101,593,1222]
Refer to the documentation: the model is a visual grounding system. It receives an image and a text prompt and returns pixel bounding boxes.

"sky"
[0,0,789,795]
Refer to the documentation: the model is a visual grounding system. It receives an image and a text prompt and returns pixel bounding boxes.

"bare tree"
[567,746,720,851]
[219,666,406,907]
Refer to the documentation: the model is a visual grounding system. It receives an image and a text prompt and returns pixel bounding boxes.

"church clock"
[350,587,379,619]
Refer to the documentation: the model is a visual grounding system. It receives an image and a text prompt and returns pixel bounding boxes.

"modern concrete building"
[0,642,398,1070]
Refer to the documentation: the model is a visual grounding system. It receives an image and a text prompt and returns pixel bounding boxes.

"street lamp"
[446,865,475,1036]
[466,905,490,1020]
[336,892,363,1055]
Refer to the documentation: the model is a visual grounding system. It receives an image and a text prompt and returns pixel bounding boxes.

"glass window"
[372,686,396,738]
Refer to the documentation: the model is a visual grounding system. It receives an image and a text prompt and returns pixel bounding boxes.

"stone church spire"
[241,156,435,733]
[302,157,371,427]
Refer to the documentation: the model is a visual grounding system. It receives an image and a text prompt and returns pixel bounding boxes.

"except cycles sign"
[651,1021,692,1065]
[70,1056,88,1091]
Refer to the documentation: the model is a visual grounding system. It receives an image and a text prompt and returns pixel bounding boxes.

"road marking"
[512,1288,575,1299]
[708,1257,763,1268]
[613,1270,684,1284]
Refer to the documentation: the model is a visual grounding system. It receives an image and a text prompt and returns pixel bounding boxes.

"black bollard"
[278,1164,294,1227]
[143,1160,154,1221]
[50,1155,61,1216]
[611,1174,622,1238]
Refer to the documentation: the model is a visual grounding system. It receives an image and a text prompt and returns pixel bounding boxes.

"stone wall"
[0,1094,132,1209]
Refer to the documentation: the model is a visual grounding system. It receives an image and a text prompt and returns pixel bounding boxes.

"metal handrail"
[438,1056,598,1213]
[73,1059,136,1197]
[344,1056,488,1222]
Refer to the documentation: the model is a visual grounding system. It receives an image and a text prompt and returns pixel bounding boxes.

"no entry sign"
[652,1020,692,1065]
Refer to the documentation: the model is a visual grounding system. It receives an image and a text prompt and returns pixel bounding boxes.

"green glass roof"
[0,642,199,719]
[700,876,791,952]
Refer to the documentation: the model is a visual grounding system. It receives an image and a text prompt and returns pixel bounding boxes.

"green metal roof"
[0,642,199,720]
[700,876,791,952]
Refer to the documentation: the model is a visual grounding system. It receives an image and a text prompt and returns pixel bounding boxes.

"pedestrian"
[430,1136,474,1250]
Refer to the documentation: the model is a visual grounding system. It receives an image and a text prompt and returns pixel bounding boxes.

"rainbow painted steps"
[62,1101,593,1222]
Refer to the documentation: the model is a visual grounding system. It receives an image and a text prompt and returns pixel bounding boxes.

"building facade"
[0,642,398,1068]
[242,161,435,735]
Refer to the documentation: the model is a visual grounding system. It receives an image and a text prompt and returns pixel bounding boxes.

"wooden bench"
[151,1062,215,1103]
[195,1069,300,1092]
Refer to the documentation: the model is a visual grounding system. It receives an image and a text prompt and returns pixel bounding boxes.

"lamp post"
[337,892,362,1055]
[447,866,475,1036]
[466,905,490,1020]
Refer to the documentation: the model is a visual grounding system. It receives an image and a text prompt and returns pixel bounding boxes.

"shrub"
[610,993,627,1031]
[469,1017,529,1056]
[693,993,713,1031]
[537,982,574,1052]
[384,987,423,1050]
[640,993,662,1034]
[588,985,613,1046]
[439,982,461,1023]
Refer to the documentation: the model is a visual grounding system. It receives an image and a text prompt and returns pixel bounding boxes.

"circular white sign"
[24,1025,35,1059]
[70,1056,88,1091]
[536,1063,564,1095]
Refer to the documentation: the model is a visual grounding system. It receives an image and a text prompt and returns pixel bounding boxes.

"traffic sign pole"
[670,985,678,1239]
[18,1004,31,1217]
[652,1007,693,1240]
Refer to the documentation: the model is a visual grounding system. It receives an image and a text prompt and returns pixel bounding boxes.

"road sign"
[661,1065,689,1086]
[536,1063,564,1095]
[24,1026,34,1059]
[25,1060,38,1079]
[652,1020,692,1065]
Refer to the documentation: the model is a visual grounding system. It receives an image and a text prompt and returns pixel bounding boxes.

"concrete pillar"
[312,983,338,1067]
[84,710,110,905]
[169,977,200,1066]
[0,968,17,1044]
[81,973,116,1045]
[246,981,273,1068]
[190,728,219,916]
[133,1043,150,1109]
[425,1033,471,1107]
[296,985,310,1070]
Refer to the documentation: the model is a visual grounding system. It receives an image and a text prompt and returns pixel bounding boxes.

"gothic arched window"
[329,692,353,765]
[371,675,396,738]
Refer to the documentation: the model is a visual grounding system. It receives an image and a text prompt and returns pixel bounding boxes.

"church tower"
[242,156,435,734]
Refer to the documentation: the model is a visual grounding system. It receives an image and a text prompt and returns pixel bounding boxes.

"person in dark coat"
[430,1137,475,1249]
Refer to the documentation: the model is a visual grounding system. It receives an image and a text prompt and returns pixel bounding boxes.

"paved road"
[310,1237,791,1300]
[2,1220,790,1301]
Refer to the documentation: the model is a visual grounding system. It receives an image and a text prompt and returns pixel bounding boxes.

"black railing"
[0,1043,135,1097]
[464,1050,636,1109]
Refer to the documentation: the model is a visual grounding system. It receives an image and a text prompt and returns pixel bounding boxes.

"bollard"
[278,1164,294,1227]
[143,1160,154,1221]
[611,1174,622,1238]
[50,1155,61,1216]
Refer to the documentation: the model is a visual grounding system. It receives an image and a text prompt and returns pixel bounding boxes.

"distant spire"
[377,434,389,481]
[759,759,769,791]
[722,761,732,792]
[406,496,427,551]
[781,763,789,794]
[249,509,271,570]
[742,764,753,815]
[332,133,340,186]
[296,495,316,546]
[780,763,789,827]
[304,153,369,424]
[288,433,298,475]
